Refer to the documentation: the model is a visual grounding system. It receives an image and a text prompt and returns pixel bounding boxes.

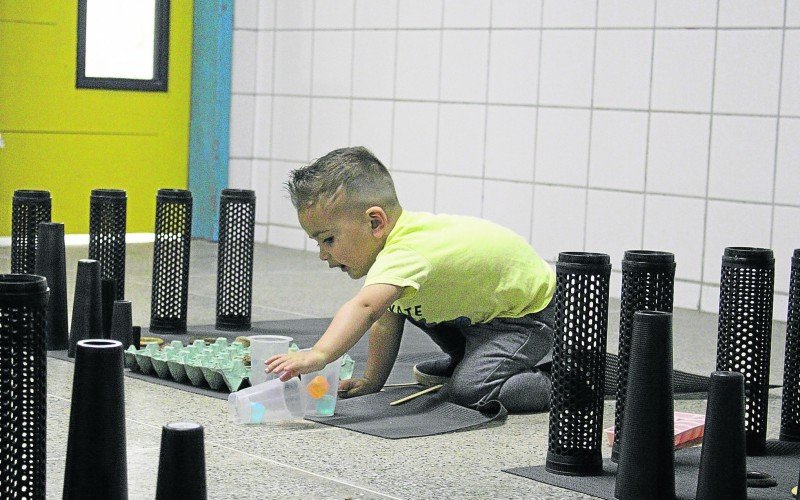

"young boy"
[265,146,556,412]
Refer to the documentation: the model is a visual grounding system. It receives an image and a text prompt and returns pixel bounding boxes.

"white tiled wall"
[229,0,800,320]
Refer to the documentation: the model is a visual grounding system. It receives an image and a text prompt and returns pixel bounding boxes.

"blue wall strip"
[187,0,233,240]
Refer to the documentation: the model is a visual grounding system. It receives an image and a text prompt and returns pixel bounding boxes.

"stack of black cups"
[546,252,611,476]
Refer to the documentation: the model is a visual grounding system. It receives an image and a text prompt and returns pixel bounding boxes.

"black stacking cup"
[35,221,69,350]
[68,259,103,358]
[0,274,49,499]
[695,371,747,500]
[781,249,800,442]
[546,252,611,476]
[614,311,675,500]
[612,250,675,463]
[155,422,208,500]
[63,339,128,500]
[110,300,133,348]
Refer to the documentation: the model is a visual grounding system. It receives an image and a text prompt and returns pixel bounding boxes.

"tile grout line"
[581,0,600,252]
[698,0,722,310]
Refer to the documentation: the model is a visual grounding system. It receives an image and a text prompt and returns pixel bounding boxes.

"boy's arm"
[339,308,405,396]
[266,283,403,380]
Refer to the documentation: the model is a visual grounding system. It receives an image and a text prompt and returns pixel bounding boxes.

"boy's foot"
[413,356,458,386]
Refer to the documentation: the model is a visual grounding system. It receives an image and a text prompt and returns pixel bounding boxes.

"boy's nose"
[318,249,329,261]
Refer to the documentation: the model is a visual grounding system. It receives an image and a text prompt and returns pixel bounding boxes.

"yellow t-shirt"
[364,211,556,326]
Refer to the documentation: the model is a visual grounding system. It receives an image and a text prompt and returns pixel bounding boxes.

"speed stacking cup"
[716,247,774,456]
[11,189,51,274]
[546,252,611,476]
[695,371,747,500]
[614,311,675,500]
[0,274,49,500]
[228,378,307,424]
[781,249,800,442]
[248,335,293,386]
[302,354,343,417]
[612,250,675,463]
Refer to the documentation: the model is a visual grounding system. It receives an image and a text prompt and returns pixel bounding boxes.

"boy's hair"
[286,146,401,214]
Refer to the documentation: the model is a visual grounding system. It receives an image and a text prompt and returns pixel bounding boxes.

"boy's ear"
[366,207,388,237]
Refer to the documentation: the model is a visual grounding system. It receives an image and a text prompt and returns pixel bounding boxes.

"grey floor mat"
[504,440,800,500]
[305,385,508,439]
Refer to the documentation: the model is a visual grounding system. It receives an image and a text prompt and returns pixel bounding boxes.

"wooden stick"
[383,382,422,388]
[389,384,444,406]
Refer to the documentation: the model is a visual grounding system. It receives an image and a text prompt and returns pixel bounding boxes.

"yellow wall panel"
[0,0,194,235]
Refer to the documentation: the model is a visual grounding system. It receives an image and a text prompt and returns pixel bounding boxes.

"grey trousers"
[408,299,555,412]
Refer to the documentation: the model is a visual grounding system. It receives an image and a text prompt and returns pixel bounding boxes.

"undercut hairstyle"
[285,147,401,215]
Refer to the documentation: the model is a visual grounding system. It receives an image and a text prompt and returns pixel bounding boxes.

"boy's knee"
[446,382,490,410]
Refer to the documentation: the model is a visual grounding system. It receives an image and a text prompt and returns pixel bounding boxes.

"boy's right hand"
[265,349,327,382]
[338,377,380,398]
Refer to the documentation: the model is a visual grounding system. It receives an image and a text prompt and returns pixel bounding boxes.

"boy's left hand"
[265,349,327,381]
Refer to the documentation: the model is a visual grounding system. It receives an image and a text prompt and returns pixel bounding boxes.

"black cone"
[101,277,117,338]
[35,222,69,350]
[109,300,133,348]
[63,339,128,500]
[68,259,103,358]
[614,311,675,500]
[155,422,208,500]
[695,371,747,500]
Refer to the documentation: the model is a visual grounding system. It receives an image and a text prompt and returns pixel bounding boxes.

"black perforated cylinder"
[0,274,49,500]
[35,222,69,350]
[11,190,51,274]
[89,189,127,300]
[155,422,208,500]
[716,247,774,456]
[216,189,256,331]
[63,339,127,500]
[150,189,193,333]
[611,251,675,463]
[695,371,747,500]
[546,252,611,476]
[614,311,675,500]
[781,249,800,441]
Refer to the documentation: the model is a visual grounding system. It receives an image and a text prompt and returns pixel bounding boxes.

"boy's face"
[298,200,385,280]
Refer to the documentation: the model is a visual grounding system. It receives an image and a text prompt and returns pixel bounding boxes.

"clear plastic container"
[227,377,307,424]
[301,350,343,418]
[247,334,293,385]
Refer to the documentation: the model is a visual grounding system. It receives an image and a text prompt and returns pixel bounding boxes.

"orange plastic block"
[306,375,330,399]
[605,411,706,450]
